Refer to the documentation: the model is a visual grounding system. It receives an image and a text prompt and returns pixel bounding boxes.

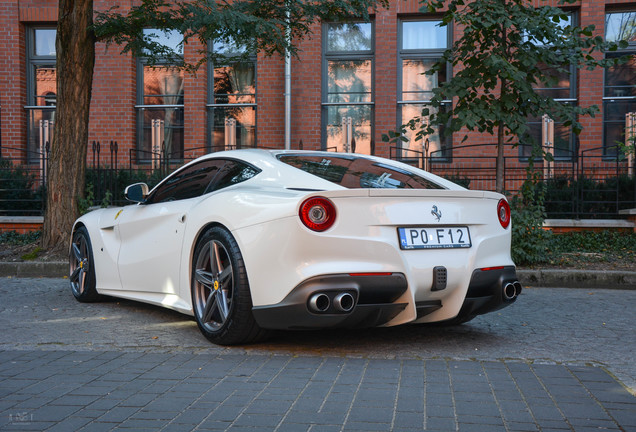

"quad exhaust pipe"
[503,281,523,301]
[334,293,355,312]
[308,292,356,314]
[308,293,330,313]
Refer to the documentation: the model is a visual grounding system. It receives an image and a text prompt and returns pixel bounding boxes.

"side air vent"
[431,266,447,291]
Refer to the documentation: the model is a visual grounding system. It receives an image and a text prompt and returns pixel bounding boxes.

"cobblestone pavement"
[0,278,635,431]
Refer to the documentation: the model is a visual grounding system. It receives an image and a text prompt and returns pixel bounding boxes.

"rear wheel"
[191,226,267,345]
[69,226,102,302]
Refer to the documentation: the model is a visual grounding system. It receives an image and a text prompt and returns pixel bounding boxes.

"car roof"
[174,149,461,191]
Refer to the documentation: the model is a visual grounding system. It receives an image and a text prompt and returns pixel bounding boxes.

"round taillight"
[497,199,511,229]
[299,197,336,232]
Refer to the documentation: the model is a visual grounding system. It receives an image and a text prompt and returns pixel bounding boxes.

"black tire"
[191,226,268,345]
[69,226,102,302]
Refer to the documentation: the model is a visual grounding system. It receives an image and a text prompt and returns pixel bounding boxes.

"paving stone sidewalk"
[1,350,635,432]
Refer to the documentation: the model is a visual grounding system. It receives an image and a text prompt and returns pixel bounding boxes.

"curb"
[0,261,68,279]
[517,269,636,290]
[1,261,635,290]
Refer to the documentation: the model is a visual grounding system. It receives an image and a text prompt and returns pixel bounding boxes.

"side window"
[147,159,225,203]
[207,161,260,192]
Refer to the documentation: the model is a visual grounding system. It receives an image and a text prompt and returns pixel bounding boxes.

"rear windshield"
[277,154,444,189]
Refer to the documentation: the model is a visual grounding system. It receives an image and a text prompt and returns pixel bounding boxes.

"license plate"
[398,227,471,250]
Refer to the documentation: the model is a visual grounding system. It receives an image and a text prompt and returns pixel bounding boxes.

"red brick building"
[1,0,635,193]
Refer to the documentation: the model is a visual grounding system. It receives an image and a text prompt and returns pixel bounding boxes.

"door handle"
[179,214,186,223]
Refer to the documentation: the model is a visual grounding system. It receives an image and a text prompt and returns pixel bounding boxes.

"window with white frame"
[604,11,636,157]
[136,29,184,162]
[398,19,450,160]
[322,22,374,154]
[207,39,257,151]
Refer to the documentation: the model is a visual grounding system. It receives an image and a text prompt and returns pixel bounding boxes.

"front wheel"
[69,226,102,302]
[191,226,267,345]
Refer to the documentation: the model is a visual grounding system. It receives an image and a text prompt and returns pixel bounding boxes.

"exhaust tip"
[334,292,355,312]
[503,282,517,301]
[308,293,330,313]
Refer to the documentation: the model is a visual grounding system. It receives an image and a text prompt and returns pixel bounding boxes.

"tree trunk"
[42,0,95,249]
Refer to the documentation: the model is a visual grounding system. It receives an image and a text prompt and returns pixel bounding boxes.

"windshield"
[277,153,444,189]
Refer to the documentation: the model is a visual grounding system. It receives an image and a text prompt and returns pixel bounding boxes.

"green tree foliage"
[94,0,388,69]
[385,0,629,193]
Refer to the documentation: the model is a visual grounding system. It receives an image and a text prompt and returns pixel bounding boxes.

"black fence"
[390,142,636,219]
[1,141,635,219]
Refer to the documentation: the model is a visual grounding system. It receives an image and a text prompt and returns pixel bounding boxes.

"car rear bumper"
[252,273,410,330]
[450,265,521,322]
[252,266,519,330]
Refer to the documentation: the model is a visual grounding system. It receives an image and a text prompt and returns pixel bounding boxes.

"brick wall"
[0,0,635,172]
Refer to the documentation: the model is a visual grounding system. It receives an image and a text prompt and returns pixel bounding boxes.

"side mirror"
[124,183,149,203]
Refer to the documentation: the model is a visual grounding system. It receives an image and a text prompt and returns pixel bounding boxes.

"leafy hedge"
[0,158,44,216]
[83,168,164,208]
[544,174,635,218]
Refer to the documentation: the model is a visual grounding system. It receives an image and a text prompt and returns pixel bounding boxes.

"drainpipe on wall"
[284,9,291,150]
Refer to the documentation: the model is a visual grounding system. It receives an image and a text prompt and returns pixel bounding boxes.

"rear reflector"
[480,266,504,272]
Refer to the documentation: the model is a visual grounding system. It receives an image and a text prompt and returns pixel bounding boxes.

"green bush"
[511,156,552,266]
[546,230,636,255]
[0,158,44,216]
[83,168,164,207]
[544,174,635,218]
[0,230,41,245]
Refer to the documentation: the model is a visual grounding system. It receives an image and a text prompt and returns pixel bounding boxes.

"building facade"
[0,0,635,192]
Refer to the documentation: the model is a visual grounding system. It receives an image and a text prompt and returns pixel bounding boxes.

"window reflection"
[327,23,372,52]
[603,12,636,155]
[26,28,57,162]
[326,105,372,154]
[214,63,256,104]
[605,52,636,97]
[143,66,184,105]
[402,59,444,101]
[327,60,372,103]
[605,12,636,43]
[398,20,449,160]
[137,29,185,161]
[208,37,257,151]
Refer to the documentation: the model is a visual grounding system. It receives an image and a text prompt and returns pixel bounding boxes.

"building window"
[26,27,57,162]
[207,40,257,151]
[520,13,576,161]
[604,11,636,156]
[322,22,374,154]
[398,19,450,160]
[136,29,184,162]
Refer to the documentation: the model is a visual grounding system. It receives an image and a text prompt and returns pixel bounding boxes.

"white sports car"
[69,149,521,345]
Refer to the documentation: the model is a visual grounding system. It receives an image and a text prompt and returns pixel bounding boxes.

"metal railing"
[1,140,634,219]
[390,141,636,219]
[0,145,49,216]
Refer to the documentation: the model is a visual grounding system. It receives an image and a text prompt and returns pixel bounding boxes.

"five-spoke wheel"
[193,239,234,332]
[191,227,267,345]
[69,226,101,302]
